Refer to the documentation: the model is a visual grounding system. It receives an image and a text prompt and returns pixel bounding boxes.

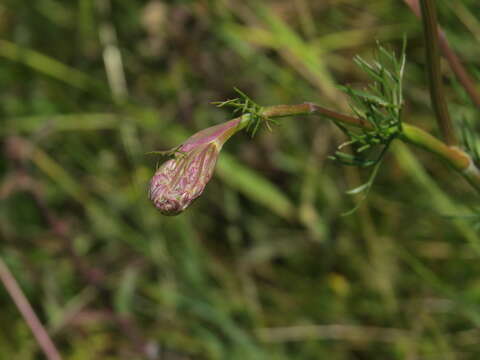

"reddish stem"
[403,0,480,108]
[0,257,62,360]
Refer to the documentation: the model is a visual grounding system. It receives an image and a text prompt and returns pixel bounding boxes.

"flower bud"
[149,117,244,215]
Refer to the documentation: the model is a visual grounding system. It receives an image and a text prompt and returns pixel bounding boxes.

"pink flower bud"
[149,117,244,215]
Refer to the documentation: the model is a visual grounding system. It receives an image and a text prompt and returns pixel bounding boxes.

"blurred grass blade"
[217,154,295,220]
[0,39,103,91]
[345,182,370,195]
[393,141,480,252]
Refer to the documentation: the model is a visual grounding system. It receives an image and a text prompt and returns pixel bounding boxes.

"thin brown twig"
[2,136,149,356]
[0,257,62,360]
[419,0,456,145]
[403,0,480,108]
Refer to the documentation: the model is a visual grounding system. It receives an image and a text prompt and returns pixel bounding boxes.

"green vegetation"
[2,0,480,359]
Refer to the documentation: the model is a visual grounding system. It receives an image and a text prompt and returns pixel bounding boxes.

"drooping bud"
[149,117,245,215]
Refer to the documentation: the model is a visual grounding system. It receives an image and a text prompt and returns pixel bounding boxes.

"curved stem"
[258,103,480,192]
[0,257,62,360]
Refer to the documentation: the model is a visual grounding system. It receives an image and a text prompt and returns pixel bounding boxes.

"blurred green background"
[2,0,480,358]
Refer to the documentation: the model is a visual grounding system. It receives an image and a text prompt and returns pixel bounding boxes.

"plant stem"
[258,103,480,192]
[403,0,480,108]
[419,0,457,145]
[0,257,62,360]
[261,104,371,128]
